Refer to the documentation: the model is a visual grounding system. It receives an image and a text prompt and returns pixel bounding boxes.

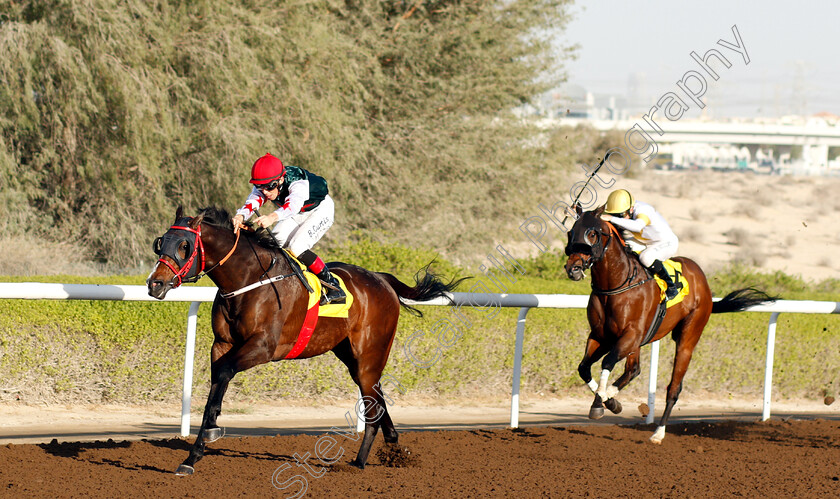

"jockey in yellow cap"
[600,189,682,300]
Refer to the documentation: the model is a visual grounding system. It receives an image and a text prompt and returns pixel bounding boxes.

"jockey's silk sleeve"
[609,215,648,233]
[235,187,267,219]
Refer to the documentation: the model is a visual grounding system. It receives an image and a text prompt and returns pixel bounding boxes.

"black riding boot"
[649,259,682,301]
[316,267,346,305]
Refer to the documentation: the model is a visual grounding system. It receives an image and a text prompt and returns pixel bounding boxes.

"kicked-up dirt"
[0,418,838,498]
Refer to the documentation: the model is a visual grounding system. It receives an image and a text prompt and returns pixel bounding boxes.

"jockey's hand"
[600,214,614,222]
[231,214,245,234]
[254,212,279,229]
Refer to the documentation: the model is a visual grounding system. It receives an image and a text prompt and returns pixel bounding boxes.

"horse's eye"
[153,237,162,255]
[179,241,189,259]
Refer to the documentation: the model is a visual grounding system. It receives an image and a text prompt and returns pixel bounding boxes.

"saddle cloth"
[285,259,354,359]
[654,260,690,308]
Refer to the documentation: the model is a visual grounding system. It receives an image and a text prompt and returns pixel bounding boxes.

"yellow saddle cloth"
[302,271,354,318]
[654,260,690,308]
[286,254,354,317]
[284,258,354,359]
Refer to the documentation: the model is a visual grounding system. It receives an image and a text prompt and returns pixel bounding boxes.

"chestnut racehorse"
[147,206,464,474]
[564,204,773,443]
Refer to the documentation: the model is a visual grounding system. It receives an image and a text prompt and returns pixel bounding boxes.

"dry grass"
[724,228,754,247]
[0,235,102,276]
[679,226,704,243]
[734,201,761,220]
[689,206,705,221]
[734,246,767,267]
[753,189,776,207]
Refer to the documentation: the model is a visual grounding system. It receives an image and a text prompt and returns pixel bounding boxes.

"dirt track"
[1,417,838,498]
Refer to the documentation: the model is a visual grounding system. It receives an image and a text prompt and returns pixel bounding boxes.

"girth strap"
[641,300,668,346]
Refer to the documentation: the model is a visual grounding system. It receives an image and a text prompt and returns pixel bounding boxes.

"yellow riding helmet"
[604,189,634,214]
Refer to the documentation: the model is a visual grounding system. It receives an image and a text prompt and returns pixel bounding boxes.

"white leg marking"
[596,369,611,401]
[587,379,598,394]
[649,425,666,444]
[605,385,619,399]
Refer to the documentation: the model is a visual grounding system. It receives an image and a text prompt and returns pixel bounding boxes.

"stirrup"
[320,289,346,306]
[665,283,682,301]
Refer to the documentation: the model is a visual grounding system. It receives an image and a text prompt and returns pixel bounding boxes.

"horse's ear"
[190,212,204,229]
[574,202,583,216]
[595,204,606,216]
[175,205,184,220]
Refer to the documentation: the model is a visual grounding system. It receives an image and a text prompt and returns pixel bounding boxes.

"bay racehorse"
[147,206,464,474]
[563,204,774,443]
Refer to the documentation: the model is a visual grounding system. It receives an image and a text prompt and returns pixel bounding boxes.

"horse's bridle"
[153,219,206,287]
[566,219,651,295]
[153,217,240,288]
[565,225,613,271]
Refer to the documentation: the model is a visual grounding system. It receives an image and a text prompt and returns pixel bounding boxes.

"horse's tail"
[379,263,469,318]
[712,287,777,314]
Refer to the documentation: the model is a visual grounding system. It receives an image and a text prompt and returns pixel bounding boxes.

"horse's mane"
[198,206,234,231]
[198,205,281,249]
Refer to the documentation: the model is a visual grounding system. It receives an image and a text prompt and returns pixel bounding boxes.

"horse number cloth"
[285,266,354,359]
[654,260,690,308]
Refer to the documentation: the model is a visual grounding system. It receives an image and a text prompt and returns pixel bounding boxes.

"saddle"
[641,259,689,346]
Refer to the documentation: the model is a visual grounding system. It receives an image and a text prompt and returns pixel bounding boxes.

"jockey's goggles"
[255,180,280,191]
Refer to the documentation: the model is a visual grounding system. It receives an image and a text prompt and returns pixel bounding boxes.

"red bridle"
[156,224,205,288]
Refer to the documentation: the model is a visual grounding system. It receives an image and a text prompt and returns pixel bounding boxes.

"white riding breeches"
[272,195,335,256]
[638,236,679,267]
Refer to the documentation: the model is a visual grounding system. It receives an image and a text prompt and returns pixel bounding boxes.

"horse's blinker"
[154,217,205,286]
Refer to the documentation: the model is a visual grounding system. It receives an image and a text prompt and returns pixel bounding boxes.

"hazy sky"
[557,1,840,119]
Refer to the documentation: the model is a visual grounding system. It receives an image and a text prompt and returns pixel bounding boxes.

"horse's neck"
[591,240,635,289]
[201,226,266,287]
[205,228,301,295]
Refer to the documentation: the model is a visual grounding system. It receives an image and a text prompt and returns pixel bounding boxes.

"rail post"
[646,340,660,425]
[510,307,531,428]
[762,312,780,421]
[180,301,201,437]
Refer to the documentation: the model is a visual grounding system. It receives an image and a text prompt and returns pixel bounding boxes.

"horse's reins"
[203,228,240,273]
[590,221,654,296]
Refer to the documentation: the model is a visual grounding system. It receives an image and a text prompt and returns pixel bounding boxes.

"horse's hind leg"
[374,383,399,444]
[651,321,704,444]
[333,338,397,468]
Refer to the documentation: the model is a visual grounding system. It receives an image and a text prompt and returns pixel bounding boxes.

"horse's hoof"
[348,459,366,470]
[649,426,666,444]
[205,426,224,443]
[604,398,623,414]
[588,406,604,419]
[174,464,195,476]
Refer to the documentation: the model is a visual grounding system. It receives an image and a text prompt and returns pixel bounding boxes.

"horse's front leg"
[578,338,609,419]
[600,347,642,415]
[175,362,235,475]
[595,335,640,416]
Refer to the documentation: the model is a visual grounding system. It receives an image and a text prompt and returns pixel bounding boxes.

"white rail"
[1,283,836,435]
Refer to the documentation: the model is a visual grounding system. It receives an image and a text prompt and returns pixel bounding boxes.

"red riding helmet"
[249,153,285,184]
